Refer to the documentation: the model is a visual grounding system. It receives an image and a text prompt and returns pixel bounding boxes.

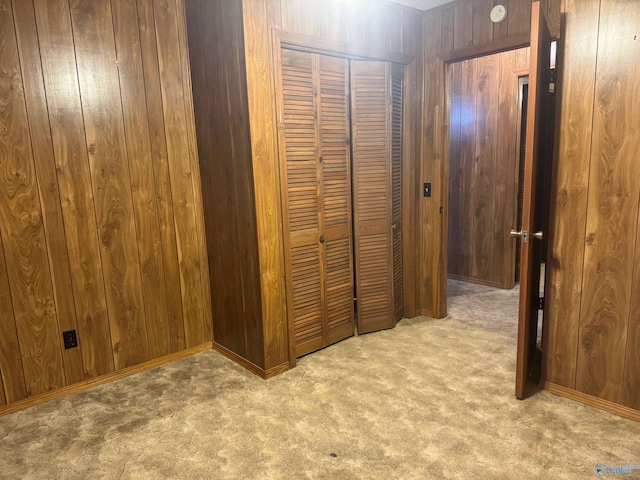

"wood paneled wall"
[185,0,264,369]
[0,0,211,407]
[239,0,424,371]
[421,0,560,317]
[543,0,640,413]
[447,47,529,289]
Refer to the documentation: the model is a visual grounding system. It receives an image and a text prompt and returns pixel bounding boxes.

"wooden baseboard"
[0,342,213,417]
[544,382,640,423]
[448,273,510,289]
[211,342,290,379]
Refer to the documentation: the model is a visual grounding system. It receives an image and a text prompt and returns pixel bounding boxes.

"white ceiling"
[389,0,457,10]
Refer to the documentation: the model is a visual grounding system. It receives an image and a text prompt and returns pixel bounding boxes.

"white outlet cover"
[490,5,507,23]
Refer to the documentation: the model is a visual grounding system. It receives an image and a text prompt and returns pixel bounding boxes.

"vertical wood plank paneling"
[0,230,27,403]
[69,0,150,369]
[454,1,474,51]
[576,0,640,403]
[441,6,455,58]
[542,0,600,389]
[492,0,509,40]
[495,51,518,287]
[421,12,442,316]
[153,0,206,348]
[508,0,532,38]
[472,53,498,281]
[447,62,461,277]
[176,0,213,343]
[242,0,288,369]
[111,0,171,360]
[33,0,115,379]
[11,0,85,385]
[0,0,65,395]
[624,207,640,410]
[136,0,186,353]
[472,0,493,46]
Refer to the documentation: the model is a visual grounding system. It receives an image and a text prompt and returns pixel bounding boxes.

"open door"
[514,2,553,399]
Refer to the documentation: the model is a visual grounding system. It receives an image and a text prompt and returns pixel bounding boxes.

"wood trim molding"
[275,30,414,65]
[440,34,530,63]
[0,342,213,417]
[544,382,640,423]
[211,342,289,379]
[447,274,512,290]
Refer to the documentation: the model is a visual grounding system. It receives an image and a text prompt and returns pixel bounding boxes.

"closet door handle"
[319,234,325,244]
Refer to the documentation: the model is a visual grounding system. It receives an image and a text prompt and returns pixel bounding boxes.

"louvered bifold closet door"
[319,55,355,346]
[391,65,404,325]
[278,49,354,358]
[351,61,395,334]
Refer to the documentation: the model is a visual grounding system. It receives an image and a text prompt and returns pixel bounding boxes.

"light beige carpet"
[1,280,638,479]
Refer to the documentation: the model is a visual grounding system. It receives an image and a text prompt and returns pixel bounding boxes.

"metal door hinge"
[538,297,545,310]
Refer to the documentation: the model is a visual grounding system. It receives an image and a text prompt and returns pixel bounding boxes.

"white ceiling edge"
[389,0,457,11]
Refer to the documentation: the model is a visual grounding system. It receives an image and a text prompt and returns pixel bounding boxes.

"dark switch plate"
[63,330,78,350]
[423,183,432,197]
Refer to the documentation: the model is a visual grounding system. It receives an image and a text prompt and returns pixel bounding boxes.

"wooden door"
[515,2,553,399]
[391,65,404,324]
[351,61,403,334]
[277,49,354,358]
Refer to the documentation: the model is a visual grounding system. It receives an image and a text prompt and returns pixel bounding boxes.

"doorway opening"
[444,30,556,398]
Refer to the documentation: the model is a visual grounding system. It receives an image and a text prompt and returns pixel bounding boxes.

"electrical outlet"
[63,330,78,350]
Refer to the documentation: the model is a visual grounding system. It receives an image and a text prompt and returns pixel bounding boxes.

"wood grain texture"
[542,0,600,389]
[70,0,150,369]
[0,230,27,403]
[111,0,171,360]
[153,0,206,349]
[176,0,213,344]
[0,0,209,407]
[242,0,289,370]
[33,0,115,379]
[576,0,640,403]
[0,0,65,395]
[515,1,551,399]
[185,0,264,366]
[352,61,395,334]
[448,49,522,288]
[11,0,85,385]
[136,0,186,354]
[625,205,640,410]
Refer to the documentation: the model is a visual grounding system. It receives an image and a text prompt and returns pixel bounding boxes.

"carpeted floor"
[1,280,638,479]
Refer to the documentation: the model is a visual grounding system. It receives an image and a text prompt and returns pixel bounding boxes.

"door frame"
[439,5,556,398]
[270,30,419,367]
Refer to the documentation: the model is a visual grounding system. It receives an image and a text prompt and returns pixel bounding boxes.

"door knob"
[533,231,543,240]
[510,229,530,243]
[319,234,325,244]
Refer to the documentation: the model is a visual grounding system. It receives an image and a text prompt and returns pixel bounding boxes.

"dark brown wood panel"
[136,0,186,354]
[69,0,150,369]
[153,0,206,349]
[0,0,210,408]
[0,0,65,395]
[576,0,640,403]
[542,0,600,389]
[185,0,264,367]
[111,0,171,360]
[447,48,523,288]
[423,0,560,318]
[33,0,115,379]
[0,230,27,403]
[625,212,640,410]
[11,0,85,385]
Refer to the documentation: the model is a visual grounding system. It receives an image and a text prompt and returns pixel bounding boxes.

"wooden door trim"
[275,30,414,65]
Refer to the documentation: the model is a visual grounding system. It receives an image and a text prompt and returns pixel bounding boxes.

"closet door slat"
[351,61,395,334]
